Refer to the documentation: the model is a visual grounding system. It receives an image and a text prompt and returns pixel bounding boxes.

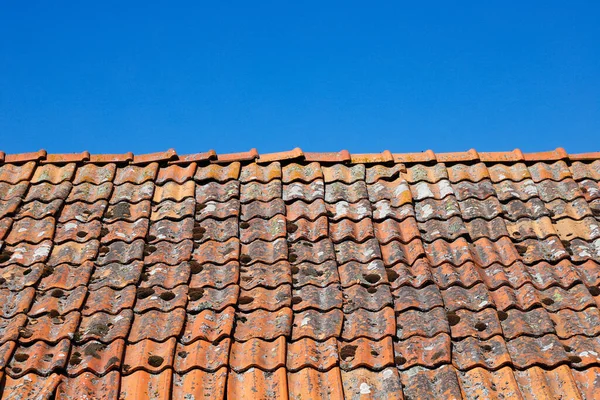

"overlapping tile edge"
[0,149,599,399]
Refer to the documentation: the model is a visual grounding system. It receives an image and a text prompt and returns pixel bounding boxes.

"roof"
[0,147,599,399]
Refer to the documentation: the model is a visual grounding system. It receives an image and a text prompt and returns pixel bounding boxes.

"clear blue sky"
[1,2,598,155]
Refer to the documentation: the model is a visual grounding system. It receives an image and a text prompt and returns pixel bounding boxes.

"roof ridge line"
[1,147,598,165]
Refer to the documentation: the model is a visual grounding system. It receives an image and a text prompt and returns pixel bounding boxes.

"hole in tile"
[189,261,204,274]
[386,269,399,282]
[41,265,54,278]
[563,345,573,352]
[515,244,528,256]
[195,203,206,213]
[239,221,250,229]
[237,315,248,323]
[340,345,358,361]
[0,277,5,285]
[286,221,298,233]
[109,203,131,218]
[512,231,521,238]
[474,322,487,332]
[144,245,157,256]
[497,311,508,321]
[291,266,300,274]
[370,350,379,356]
[11,367,22,374]
[238,296,254,305]
[289,254,298,263]
[193,226,206,240]
[76,231,87,238]
[292,296,302,305]
[159,291,176,301]
[49,310,60,319]
[42,353,53,362]
[188,288,205,301]
[240,254,252,264]
[568,355,583,364]
[69,352,82,366]
[14,353,29,362]
[394,355,406,365]
[541,298,555,306]
[363,274,381,284]
[51,289,65,298]
[326,210,335,218]
[137,287,155,299]
[481,345,493,352]
[100,227,109,236]
[447,311,460,326]
[592,208,600,217]
[147,235,157,242]
[178,351,188,359]
[148,355,164,367]
[367,287,378,294]
[99,246,110,255]
[22,268,32,276]
[589,286,600,296]
[0,250,14,263]
[19,328,33,338]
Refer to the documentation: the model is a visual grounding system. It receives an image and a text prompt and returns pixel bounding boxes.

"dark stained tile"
[89,261,143,290]
[396,307,449,340]
[287,337,338,371]
[393,333,451,370]
[134,285,188,313]
[186,285,239,313]
[83,285,136,315]
[67,182,113,203]
[75,309,133,343]
[190,261,239,289]
[341,307,395,341]
[28,286,87,317]
[238,285,291,312]
[240,199,285,221]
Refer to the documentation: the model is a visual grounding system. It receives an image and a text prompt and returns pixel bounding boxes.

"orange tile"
[230,336,286,372]
[288,367,344,400]
[173,367,228,400]
[119,369,172,400]
[174,338,230,373]
[287,338,338,371]
[282,162,323,183]
[240,162,282,183]
[123,337,176,374]
[228,366,288,400]
[341,367,403,399]
[57,370,121,400]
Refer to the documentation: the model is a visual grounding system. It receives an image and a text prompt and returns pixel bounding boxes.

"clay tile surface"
[2,149,600,399]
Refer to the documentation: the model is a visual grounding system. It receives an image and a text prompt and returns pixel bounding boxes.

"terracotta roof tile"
[75,309,133,343]
[227,366,288,400]
[285,215,328,242]
[174,338,230,373]
[282,162,323,183]
[119,369,171,400]
[0,162,36,184]
[56,370,121,399]
[180,307,235,344]
[7,338,70,378]
[3,149,600,398]
[128,308,185,343]
[172,368,228,400]
[396,307,449,339]
[240,198,285,220]
[400,364,463,399]
[122,337,175,374]
[286,337,338,371]
[235,308,292,341]
[67,339,124,376]
[19,311,80,344]
[190,260,238,289]
[341,367,404,400]
[292,309,343,341]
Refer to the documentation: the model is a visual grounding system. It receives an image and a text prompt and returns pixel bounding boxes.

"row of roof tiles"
[2,157,600,186]
[1,147,600,165]
[3,363,600,399]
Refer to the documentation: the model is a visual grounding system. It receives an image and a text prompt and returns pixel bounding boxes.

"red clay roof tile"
[2,148,600,399]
